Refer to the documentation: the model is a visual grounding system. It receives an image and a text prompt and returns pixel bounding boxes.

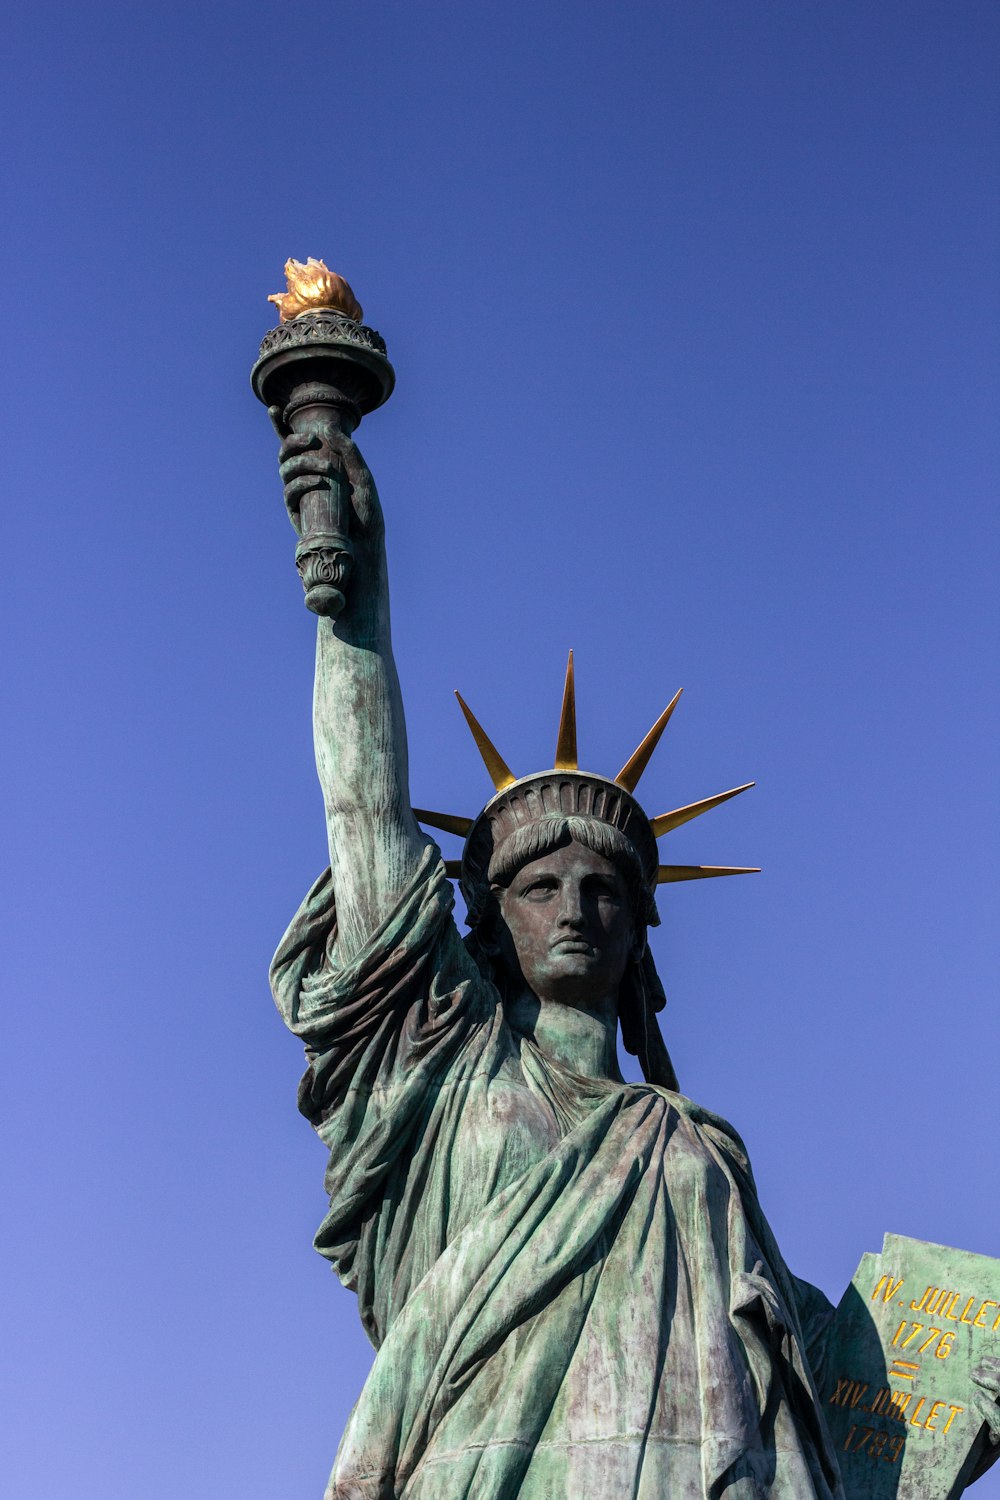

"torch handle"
[284,385,357,618]
[253,303,394,615]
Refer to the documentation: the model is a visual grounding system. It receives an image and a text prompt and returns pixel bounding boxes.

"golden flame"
[268,257,363,323]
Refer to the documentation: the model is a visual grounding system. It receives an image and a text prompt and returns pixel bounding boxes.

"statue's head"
[459,790,675,1082]
[474,815,651,1010]
[413,654,758,1091]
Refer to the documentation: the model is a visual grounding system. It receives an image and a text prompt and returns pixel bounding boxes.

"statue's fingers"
[279,453,338,483]
[971,1363,1000,1445]
[972,1358,1000,1395]
[277,432,321,465]
[284,473,330,505]
[974,1394,1000,1446]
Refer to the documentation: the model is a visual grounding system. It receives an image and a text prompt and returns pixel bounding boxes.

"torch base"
[251,310,395,417]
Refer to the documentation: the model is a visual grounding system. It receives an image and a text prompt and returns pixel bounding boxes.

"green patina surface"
[272,851,848,1497]
[253,297,998,1498]
[824,1233,1000,1497]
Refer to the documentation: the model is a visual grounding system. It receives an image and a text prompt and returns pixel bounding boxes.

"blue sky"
[2,2,998,1495]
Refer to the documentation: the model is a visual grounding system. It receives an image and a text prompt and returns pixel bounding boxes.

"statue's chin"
[533,970,622,1016]
[497,948,626,1013]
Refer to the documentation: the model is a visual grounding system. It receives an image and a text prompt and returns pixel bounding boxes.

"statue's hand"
[967,1358,1000,1485]
[268,405,384,549]
[972,1357,1000,1445]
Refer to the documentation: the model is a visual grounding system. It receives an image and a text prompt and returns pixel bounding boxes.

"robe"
[271,846,846,1499]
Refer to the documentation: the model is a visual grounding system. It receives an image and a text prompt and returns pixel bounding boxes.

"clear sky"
[2,2,998,1496]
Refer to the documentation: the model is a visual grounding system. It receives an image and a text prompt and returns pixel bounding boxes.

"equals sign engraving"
[890,1361,920,1380]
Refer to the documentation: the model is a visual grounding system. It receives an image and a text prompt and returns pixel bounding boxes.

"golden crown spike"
[411,809,474,838]
[454,692,516,791]
[649,782,755,838]
[615,688,684,793]
[413,658,759,892]
[554,650,578,770]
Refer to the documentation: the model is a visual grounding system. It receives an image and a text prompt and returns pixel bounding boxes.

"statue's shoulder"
[665,1092,755,1181]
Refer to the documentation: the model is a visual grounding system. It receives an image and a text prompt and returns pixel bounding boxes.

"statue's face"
[493,840,640,1009]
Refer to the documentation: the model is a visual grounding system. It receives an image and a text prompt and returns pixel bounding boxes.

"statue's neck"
[505,991,622,1082]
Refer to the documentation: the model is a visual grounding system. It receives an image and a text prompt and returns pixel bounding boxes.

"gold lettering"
[870,1388,888,1414]
[992,1307,1000,1332]
[909,1397,927,1428]
[872,1274,888,1302]
[943,1292,961,1321]
[874,1275,904,1305]
[926,1288,949,1317]
[974,1300,997,1329]
[848,1382,869,1409]
[888,1391,912,1422]
[911,1285,935,1312]
[959,1296,977,1326]
[901,1322,925,1348]
[925,1400,946,1432]
[829,1377,850,1406]
[942,1404,964,1435]
[918,1327,943,1354]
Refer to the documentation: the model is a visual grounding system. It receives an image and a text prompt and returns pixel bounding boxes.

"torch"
[251,259,395,616]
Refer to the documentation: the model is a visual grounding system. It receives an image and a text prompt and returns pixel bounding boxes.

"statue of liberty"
[254,261,1000,1500]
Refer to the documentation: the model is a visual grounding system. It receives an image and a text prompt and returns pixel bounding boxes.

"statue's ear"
[473,883,507,957]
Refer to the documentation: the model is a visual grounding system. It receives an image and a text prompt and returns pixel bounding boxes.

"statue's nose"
[557,888,586,927]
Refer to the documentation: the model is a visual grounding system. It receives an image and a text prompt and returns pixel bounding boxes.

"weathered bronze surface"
[252,266,394,618]
[252,263,999,1499]
[824,1234,1000,1496]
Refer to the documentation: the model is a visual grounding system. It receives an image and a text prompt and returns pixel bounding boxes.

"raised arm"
[276,418,430,962]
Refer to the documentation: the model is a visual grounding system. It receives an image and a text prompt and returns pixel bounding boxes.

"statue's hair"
[468,814,659,932]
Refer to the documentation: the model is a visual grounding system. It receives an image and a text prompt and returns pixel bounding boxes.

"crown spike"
[615,688,683,792]
[649,782,755,839]
[413,808,474,838]
[554,650,578,770]
[657,865,760,883]
[455,692,517,791]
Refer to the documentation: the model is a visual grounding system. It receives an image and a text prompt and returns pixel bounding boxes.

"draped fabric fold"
[271,847,844,1499]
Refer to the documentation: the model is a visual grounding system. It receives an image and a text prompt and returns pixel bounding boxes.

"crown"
[414,652,759,910]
